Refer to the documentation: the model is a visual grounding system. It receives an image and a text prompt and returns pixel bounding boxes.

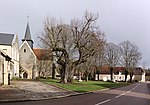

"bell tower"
[22,14,34,49]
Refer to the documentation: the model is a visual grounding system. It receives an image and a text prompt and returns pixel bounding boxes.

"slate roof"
[33,48,52,60]
[22,22,34,49]
[22,23,32,40]
[0,33,14,45]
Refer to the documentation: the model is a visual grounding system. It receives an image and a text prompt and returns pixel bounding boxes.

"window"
[3,49,7,53]
[24,49,26,53]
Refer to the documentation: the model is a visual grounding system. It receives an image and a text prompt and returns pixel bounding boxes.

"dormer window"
[24,49,26,53]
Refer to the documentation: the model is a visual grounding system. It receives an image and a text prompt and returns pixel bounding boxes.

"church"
[19,22,53,79]
[19,22,37,79]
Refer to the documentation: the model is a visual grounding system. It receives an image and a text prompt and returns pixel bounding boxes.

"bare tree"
[105,43,119,81]
[79,56,95,81]
[38,60,52,78]
[38,18,71,83]
[94,41,106,80]
[69,11,105,82]
[38,11,105,83]
[118,40,142,82]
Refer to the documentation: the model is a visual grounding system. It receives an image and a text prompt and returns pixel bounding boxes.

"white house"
[0,33,19,81]
[95,66,144,82]
[0,49,12,85]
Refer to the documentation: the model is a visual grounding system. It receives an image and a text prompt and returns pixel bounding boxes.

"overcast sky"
[0,0,150,68]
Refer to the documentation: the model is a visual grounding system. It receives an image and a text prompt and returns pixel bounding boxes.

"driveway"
[0,80,75,102]
[12,81,66,93]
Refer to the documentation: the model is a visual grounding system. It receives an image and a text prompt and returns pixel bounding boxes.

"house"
[95,66,144,82]
[134,67,145,82]
[145,69,150,81]
[19,22,38,79]
[0,50,11,85]
[0,33,19,80]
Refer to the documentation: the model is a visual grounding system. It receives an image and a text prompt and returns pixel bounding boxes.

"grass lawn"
[40,79,129,93]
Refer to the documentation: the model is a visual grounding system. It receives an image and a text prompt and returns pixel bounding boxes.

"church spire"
[22,14,34,49]
[23,22,32,40]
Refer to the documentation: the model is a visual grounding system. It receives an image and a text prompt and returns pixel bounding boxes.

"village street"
[0,81,150,105]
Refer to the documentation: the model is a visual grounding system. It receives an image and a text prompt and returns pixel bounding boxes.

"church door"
[23,72,28,79]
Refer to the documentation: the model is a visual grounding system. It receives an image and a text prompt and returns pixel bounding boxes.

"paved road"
[1,82,150,105]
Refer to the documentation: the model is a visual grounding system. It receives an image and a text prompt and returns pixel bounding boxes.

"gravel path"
[0,80,75,102]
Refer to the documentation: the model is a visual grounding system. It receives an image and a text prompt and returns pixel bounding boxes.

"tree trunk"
[93,70,96,80]
[110,67,113,81]
[67,64,76,83]
[67,73,74,83]
[57,60,67,83]
[125,69,128,82]
[129,72,133,83]
[60,66,67,83]
[38,71,40,78]
[52,63,56,79]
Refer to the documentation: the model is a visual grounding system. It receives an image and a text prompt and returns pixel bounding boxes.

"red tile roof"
[96,66,143,75]
[33,48,52,60]
[96,66,125,74]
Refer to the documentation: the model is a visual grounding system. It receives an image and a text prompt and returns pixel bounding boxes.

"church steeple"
[22,17,34,49]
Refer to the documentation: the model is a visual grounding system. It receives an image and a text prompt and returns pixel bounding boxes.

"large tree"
[39,11,105,83]
[118,40,142,82]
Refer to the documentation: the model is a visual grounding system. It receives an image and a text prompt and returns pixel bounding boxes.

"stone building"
[19,22,53,79]
[19,22,38,79]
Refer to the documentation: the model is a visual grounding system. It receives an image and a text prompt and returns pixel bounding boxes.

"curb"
[0,92,92,103]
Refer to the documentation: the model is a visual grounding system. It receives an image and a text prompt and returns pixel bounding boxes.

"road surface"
[1,82,150,105]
